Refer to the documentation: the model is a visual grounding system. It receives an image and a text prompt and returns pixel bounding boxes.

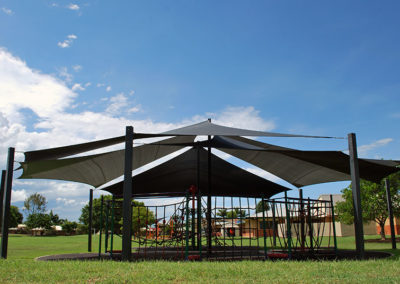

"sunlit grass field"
[0,234,399,283]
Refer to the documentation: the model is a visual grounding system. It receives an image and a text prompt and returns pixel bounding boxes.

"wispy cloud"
[57,34,77,48]
[67,4,80,11]
[72,65,82,72]
[57,67,73,83]
[71,83,85,91]
[105,93,128,114]
[358,138,394,156]
[1,7,13,15]
[106,86,112,92]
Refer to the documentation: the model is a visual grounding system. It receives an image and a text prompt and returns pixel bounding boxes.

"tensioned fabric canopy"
[102,147,289,198]
[18,120,400,195]
[22,120,342,162]
[161,120,341,138]
[211,136,400,187]
[19,135,195,188]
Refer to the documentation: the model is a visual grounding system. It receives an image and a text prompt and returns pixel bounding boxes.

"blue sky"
[1,1,399,221]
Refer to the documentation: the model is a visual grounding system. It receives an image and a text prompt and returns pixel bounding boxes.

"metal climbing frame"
[98,192,338,261]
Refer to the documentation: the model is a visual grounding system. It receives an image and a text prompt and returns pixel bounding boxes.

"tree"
[25,213,52,230]
[79,195,155,234]
[9,206,23,228]
[336,172,400,240]
[24,193,47,215]
[49,210,64,225]
[226,208,247,219]
[256,200,270,213]
[80,195,117,231]
[62,220,78,235]
[217,209,228,218]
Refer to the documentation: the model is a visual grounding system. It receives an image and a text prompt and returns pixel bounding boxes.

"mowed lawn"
[0,234,399,283]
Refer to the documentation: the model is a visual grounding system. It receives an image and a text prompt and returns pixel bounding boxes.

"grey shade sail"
[213,136,400,187]
[24,133,175,162]
[162,120,342,138]
[19,136,195,187]
[102,147,290,198]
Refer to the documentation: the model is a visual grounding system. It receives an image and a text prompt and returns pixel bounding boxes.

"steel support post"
[185,191,190,260]
[385,179,396,249]
[272,200,276,247]
[110,196,115,258]
[88,189,93,252]
[299,189,305,251]
[105,201,110,253]
[0,170,6,234]
[98,195,103,258]
[330,194,338,256]
[122,126,134,261]
[196,143,202,257]
[1,148,15,259]
[261,196,268,259]
[207,132,212,255]
[348,133,365,259]
[307,198,313,252]
[284,191,292,260]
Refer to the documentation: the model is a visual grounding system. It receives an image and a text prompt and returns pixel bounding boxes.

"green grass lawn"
[0,234,399,283]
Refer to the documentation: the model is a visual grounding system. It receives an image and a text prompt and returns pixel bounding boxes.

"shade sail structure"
[212,136,400,187]
[23,133,176,162]
[102,147,290,198]
[162,120,341,138]
[19,135,195,187]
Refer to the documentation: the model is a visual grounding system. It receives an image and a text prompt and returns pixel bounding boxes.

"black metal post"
[261,196,268,259]
[307,198,313,252]
[196,143,202,256]
[272,200,276,247]
[330,194,338,256]
[98,195,103,258]
[0,170,6,233]
[385,179,396,249]
[1,147,15,259]
[122,126,134,261]
[284,191,292,260]
[207,123,212,256]
[348,133,365,259]
[299,189,305,251]
[88,188,93,252]
[105,200,110,253]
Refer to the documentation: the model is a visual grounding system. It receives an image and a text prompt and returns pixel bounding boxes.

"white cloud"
[11,189,28,203]
[57,34,77,48]
[0,48,76,120]
[105,93,128,114]
[72,65,82,72]
[67,4,80,10]
[1,7,13,15]
[71,83,85,91]
[128,105,141,113]
[0,47,278,220]
[358,138,394,157]
[57,66,73,83]
[106,86,112,92]
[97,83,105,87]
[84,82,91,87]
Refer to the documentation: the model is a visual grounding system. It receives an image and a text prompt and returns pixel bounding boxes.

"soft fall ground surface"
[0,234,399,283]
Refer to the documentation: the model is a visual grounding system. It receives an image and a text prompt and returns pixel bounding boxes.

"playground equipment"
[98,190,338,261]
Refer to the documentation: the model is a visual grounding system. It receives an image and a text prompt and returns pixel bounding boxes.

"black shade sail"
[212,136,400,187]
[102,147,290,198]
[19,136,195,187]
